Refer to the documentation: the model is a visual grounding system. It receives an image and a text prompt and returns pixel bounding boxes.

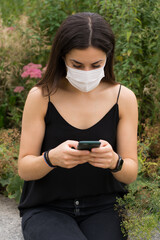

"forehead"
[65,47,106,63]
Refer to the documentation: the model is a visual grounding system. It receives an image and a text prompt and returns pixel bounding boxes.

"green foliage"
[0,15,49,128]
[116,123,160,239]
[0,0,25,25]
[6,175,24,202]
[0,129,24,202]
[1,90,25,129]
[23,0,99,41]
[98,0,160,131]
[0,0,99,41]
[117,176,160,240]
[0,84,34,129]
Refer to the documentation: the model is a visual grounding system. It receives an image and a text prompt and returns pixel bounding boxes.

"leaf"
[116,55,123,62]
[127,31,132,42]
[127,49,132,56]
[135,18,142,25]
[0,178,10,187]
[6,175,24,202]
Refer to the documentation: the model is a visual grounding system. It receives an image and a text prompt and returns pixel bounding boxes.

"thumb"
[66,140,79,149]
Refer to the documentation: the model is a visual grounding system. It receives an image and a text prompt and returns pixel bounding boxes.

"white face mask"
[65,63,106,92]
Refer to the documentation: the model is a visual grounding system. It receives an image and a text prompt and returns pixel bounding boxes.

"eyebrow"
[70,59,103,65]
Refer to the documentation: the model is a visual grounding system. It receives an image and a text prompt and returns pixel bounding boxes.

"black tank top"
[19,84,127,216]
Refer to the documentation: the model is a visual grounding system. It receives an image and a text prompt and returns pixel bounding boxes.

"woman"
[18,12,138,240]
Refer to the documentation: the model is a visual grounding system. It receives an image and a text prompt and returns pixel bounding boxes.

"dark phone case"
[77,141,100,151]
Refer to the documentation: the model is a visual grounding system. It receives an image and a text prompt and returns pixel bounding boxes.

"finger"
[77,159,90,164]
[68,149,90,156]
[99,139,108,147]
[63,153,92,163]
[89,161,105,168]
[90,152,108,158]
[63,159,88,168]
[67,140,79,149]
[91,145,111,153]
[70,158,90,167]
[89,157,104,164]
[72,155,92,161]
[65,162,79,169]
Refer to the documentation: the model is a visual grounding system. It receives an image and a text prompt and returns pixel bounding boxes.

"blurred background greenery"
[0,1,159,239]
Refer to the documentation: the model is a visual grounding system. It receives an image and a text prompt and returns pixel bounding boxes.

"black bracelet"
[43,150,56,168]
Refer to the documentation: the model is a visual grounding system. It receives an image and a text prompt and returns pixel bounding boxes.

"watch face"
[119,158,124,170]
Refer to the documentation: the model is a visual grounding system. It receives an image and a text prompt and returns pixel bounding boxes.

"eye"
[72,64,101,69]
[72,64,82,69]
[92,65,101,68]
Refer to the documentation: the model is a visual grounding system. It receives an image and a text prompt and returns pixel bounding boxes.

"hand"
[48,140,90,169]
[89,139,118,169]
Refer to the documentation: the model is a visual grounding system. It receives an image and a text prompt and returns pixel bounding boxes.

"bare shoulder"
[24,86,48,117]
[120,85,137,105]
[28,86,45,100]
[119,85,138,117]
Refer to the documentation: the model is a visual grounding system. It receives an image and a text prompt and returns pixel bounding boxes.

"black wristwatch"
[111,154,124,172]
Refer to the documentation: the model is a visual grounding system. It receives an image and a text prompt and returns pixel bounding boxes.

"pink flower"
[21,63,42,79]
[21,68,42,79]
[23,63,42,71]
[14,86,24,93]
[30,69,42,78]
[21,71,30,78]
[7,27,14,31]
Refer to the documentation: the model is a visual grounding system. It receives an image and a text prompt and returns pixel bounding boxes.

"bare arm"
[18,87,53,181]
[89,86,138,184]
[111,86,138,184]
[18,87,90,181]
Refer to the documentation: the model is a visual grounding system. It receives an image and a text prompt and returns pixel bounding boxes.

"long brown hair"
[36,12,116,96]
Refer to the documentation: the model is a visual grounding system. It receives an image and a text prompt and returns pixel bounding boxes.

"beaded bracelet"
[43,150,56,168]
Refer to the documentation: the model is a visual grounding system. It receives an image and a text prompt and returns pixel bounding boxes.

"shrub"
[23,0,99,41]
[98,0,160,131]
[116,119,160,239]
[0,0,98,41]
[0,15,48,87]
[0,63,46,129]
[0,0,24,26]
[139,120,160,179]
[117,174,160,240]
[0,128,23,202]
[0,15,49,128]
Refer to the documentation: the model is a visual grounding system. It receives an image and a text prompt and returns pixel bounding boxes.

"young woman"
[18,12,138,240]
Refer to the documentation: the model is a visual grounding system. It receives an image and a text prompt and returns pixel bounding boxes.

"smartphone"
[77,141,101,151]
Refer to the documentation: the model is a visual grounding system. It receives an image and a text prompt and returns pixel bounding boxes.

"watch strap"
[111,154,124,172]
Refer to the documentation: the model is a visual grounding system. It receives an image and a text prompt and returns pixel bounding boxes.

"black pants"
[22,194,127,240]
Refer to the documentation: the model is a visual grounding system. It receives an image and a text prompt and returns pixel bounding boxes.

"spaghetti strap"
[46,84,51,102]
[116,84,121,103]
